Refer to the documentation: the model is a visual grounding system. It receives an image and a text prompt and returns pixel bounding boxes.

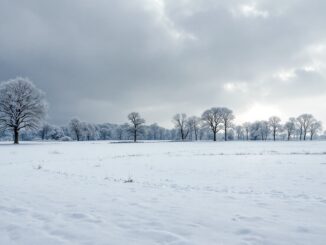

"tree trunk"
[299,129,302,140]
[134,130,137,142]
[224,126,227,141]
[273,131,276,141]
[213,131,216,141]
[14,128,19,144]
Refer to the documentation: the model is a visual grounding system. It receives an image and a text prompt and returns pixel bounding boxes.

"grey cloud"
[0,0,326,126]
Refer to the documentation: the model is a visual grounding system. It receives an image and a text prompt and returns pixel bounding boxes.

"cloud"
[0,0,326,126]
[232,3,269,18]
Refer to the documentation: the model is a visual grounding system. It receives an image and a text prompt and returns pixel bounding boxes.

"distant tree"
[69,118,83,141]
[309,120,322,140]
[40,123,53,140]
[127,112,145,142]
[149,123,160,140]
[243,122,251,140]
[0,77,47,144]
[115,123,129,140]
[249,121,261,140]
[173,113,189,141]
[259,121,270,141]
[49,126,64,140]
[83,123,98,141]
[235,125,244,140]
[187,116,201,141]
[220,107,235,141]
[201,108,222,141]
[99,124,111,140]
[268,116,282,141]
[297,114,314,140]
[284,118,296,141]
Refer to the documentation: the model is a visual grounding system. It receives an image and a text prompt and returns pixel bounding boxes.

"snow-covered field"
[1,141,326,245]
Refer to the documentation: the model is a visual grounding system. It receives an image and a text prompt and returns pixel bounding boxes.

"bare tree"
[0,77,47,144]
[173,113,189,141]
[115,123,129,140]
[309,120,322,140]
[250,121,260,140]
[284,117,296,141]
[297,114,314,140]
[268,116,281,141]
[128,112,145,142]
[83,123,98,141]
[40,123,52,140]
[69,118,83,141]
[235,125,244,140]
[259,121,270,141]
[149,123,160,140]
[187,116,201,141]
[243,122,251,140]
[220,107,235,141]
[201,108,222,141]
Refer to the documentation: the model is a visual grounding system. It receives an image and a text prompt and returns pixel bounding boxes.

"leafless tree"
[259,121,270,141]
[220,107,235,141]
[128,112,145,142]
[0,77,47,144]
[235,125,244,140]
[40,123,52,140]
[69,118,83,141]
[243,122,251,140]
[297,114,314,140]
[268,116,282,141]
[187,116,201,141]
[201,108,222,141]
[173,113,189,141]
[284,117,296,141]
[309,120,322,140]
[115,123,129,140]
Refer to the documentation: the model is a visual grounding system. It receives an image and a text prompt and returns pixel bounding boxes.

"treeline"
[0,77,325,144]
[1,111,324,143]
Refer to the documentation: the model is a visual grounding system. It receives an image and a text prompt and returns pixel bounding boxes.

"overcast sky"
[1,0,325,127]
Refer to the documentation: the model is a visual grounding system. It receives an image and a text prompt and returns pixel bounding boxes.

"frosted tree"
[235,125,244,140]
[284,118,296,141]
[257,121,270,141]
[0,77,47,144]
[115,123,129,140]
[250,121,261,140]
[309,120,322,140]
[149,123,160,140]
[40,123,53,140]
[99,124,111,140]
[49,126,65,140]
[297,114,314,140]
[201,108,222,141]
[69,118,83,141]
[243,122,251,140]
[173,113,189,141]
[187,116,201,141]
[83,123,98,141]
[268,116,282,141]
[127,112,145,142]
[220,107,235,141]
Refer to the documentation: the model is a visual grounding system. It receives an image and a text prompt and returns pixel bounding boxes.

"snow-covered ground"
[1,141,326,245]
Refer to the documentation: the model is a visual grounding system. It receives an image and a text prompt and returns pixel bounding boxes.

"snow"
[1,141,326,245]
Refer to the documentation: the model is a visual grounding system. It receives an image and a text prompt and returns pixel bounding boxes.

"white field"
[1,141,326,245]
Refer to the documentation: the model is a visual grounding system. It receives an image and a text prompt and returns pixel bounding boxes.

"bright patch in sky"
[237,103,284,123]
